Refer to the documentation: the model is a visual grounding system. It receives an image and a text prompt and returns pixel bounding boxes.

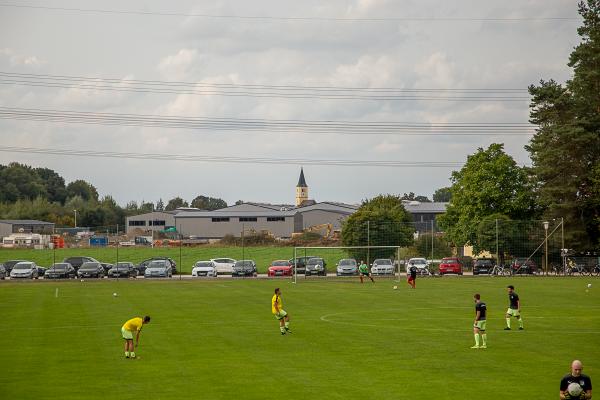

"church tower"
[295,167,308,207]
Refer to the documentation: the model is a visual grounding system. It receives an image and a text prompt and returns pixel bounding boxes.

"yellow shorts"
[121,327,134,340]
[506,308,521,317]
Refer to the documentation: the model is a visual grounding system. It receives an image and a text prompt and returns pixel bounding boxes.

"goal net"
[291,246,403,284]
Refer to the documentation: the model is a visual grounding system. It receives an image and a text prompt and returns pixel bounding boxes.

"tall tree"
[342,194,414,261]
[400,192,431,203]
[527,0,600,247]
[66,180,99,202]
[165,197,188,211]
[155,198,165,211]
[0,162,47,202]
[35,167,67,204]
[190,195,227,210]
[438,144,537,253]
[433,187,452,202]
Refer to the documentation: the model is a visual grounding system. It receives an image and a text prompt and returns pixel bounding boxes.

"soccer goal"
[291,246,403,284]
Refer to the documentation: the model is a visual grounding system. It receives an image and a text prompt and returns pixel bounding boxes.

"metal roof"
[403,202,448,213]
[0,220,54,225]
[175,210,297,218]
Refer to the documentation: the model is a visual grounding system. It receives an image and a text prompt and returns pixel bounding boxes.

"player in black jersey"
[471,293,487,349]
[505,285,524,330]
[560,360,592,399]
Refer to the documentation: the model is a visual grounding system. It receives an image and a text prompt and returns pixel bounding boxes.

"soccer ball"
[588,283,592,288]
[567,382,583,397]
[113,293,118,297]
[393,286,398,290]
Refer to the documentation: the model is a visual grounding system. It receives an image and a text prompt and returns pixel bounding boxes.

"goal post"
[292,245,403,284]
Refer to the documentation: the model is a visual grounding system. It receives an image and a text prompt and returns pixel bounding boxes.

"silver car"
[192,261,217,277]
[371,259,394,275]
[10,261,39,279]
[406,258,431,275]
[336,259,358,276]
[144,260,172,278]
[210,258,237,275]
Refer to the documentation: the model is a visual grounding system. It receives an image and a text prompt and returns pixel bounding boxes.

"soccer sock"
[481,334,487,346]
[284,321,290,329]
[518,318,524,328]
[474,334,480,346]
[125,351,130,357]
[280,326,285,333]
[506,318,511,328]
[130,352,135,358]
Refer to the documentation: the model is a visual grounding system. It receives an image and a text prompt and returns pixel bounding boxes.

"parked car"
[268,260,293,277]
[406,258,430,275]
[305,257,327,276]
[511,258,538,275]
[473,258,496,275]
[63,256,100,271]
[210,258,237,275]
[77,262,105,278]
[191,261,217,277]
[1,260,27,275]
[144,260,173,278]
[108,262,137,278]
[10,261,39,279]
[371,259,394,275]
[288,256,317,275]
[232,260,257,277]
[439,257,463,275]
[137,257,177,275]
[0,264,7,280]
[45,263,76,279]
[336,259,358,276]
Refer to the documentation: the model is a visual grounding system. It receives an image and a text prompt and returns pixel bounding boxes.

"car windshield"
[412,259,427,265]
[195,262,212,268]
[13,263,33,270]
[307,258,323,265]
[235,261,253,267]
[81,263,99,269]
[374,259,392,265]
[51,264,68,270]
[339,259,356,266]
[116,263,130,268]
[148,261,166,269]
[272,261,289,266]
[442,258,458,263]
[477,260,492,265]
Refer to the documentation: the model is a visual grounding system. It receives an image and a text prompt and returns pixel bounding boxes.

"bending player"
[359,260,374,283]
[121,315,150,359]
[272,288,291,335]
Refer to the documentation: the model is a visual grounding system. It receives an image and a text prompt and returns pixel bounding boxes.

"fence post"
[366,221,370,266]
[495,219,499,265]
[431,220,434,265]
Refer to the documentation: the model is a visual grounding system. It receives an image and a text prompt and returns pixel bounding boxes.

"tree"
[190,195,227,210]
[66,180,99,202]
[433,187,452,202]
[527,0,600,247]
[235,200,244,205]
[155,198,165,211]
[165,197,188,211]
[414,233,452,259]
[438,144,537,254]
[0,162,47,202]
[400,192,431,202]
[35,167,67,204]
[342,194,415,261]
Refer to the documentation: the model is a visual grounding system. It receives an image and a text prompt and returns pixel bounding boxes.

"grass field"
[0,246,348,274]
[0,277,598,399]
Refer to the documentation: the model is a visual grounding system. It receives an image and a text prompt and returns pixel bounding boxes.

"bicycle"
[550,262,565,276]
[491,264,509,276]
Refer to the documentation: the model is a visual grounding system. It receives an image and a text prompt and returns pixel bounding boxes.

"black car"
[232,260,257,277]
[45,263,76,279]
[100,263,114,274]
[77,262,105,278]
[305,257,327,276]
[473,258,496,275]
[108,262,137,278]
[1,260,27,274]
[63,256,100,271]
[137,257,178,275]
[288,256,318,275]
[0,265,6,280]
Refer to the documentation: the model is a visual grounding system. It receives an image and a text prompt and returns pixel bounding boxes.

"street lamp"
[73,209,78,228]
[543,221,549,275]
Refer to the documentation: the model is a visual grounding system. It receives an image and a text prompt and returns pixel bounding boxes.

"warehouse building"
[0,219,55,239]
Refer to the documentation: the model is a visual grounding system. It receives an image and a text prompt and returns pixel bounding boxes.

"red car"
[439,257,463,275]
[268,260,293,277]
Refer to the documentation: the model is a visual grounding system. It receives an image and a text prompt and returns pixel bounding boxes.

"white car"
[406,258,431,275]
[210,258,237,275]
[371,259,394,275]
[192,261,217,277]
[10,261,39,279]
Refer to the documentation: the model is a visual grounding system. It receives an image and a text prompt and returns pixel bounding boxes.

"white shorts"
[506,308,520,317]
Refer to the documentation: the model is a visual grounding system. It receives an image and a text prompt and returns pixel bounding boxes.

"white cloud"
[157,48,201,80]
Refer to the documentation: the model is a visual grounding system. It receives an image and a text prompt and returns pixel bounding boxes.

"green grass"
[0,277,598,399]
[0,246,347,273]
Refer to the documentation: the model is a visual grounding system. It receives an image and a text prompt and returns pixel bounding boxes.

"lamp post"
[73,209,78,228]
[543,221,549,275]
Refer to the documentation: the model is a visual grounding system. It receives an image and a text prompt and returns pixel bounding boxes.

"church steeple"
[295,167,308,206]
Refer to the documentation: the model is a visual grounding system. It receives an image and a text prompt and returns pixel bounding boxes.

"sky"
[0,0,581,206]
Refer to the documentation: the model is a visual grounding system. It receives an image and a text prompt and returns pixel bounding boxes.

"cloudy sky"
[0,0,580,206]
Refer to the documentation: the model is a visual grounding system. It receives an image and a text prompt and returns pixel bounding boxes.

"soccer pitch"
[0,277,598,399]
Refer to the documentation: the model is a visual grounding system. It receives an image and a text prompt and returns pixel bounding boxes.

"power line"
[0,72,530,102]
[0,3,579,22]
[0,145,465,168]
[0,107,536,135]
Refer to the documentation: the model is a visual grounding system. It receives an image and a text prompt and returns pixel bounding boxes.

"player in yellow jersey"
[121,316,151,358]
[272,288,291,335]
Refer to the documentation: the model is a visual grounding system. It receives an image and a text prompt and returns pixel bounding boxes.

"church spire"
[295,168,309,206]
[297,167,307,188]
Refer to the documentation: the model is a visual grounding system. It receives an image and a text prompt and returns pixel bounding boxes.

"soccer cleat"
[504,327,511,330]
[470,345,480,349]
[281,331,286,335]
[480,345,487,349]
[519,327,524,330]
